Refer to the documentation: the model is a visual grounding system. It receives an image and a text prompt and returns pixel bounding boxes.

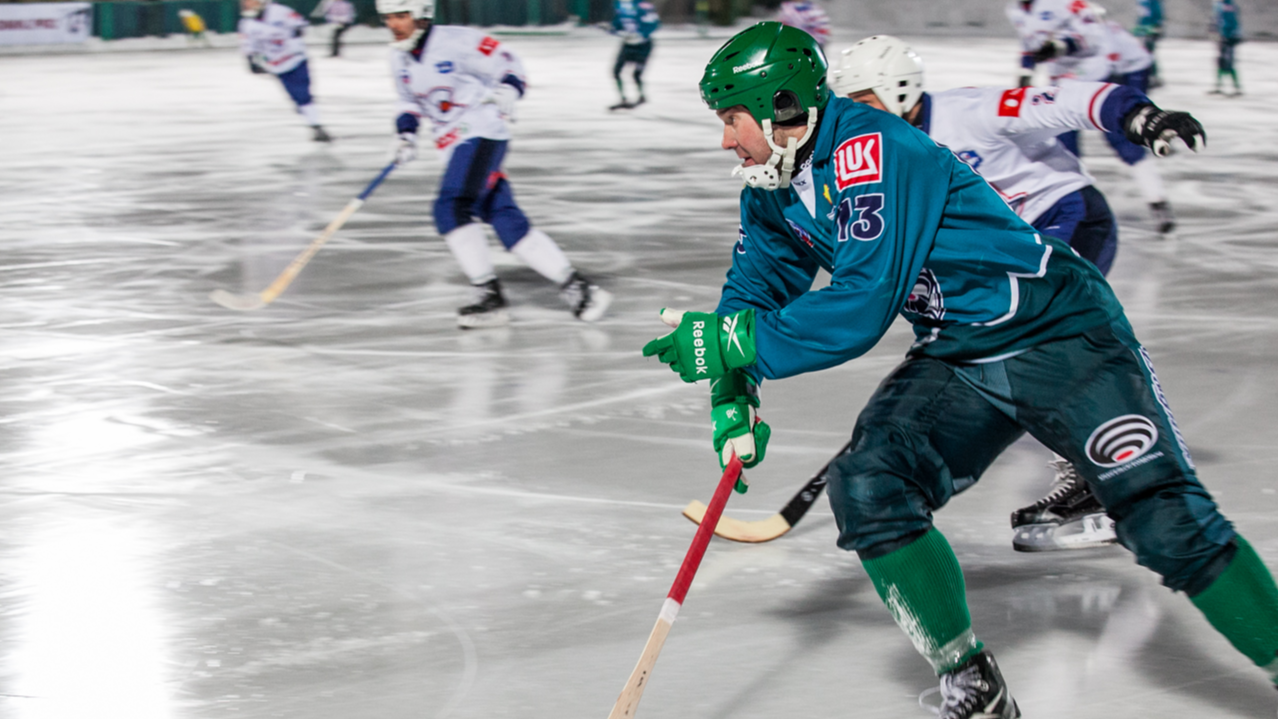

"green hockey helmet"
[699,22,830,125]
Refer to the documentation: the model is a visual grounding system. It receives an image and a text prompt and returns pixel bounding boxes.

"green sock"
[861,528,981,674]
[1189,536,1278,681]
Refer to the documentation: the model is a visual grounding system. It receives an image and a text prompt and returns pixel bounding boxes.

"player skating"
[239,0,331,142]
[178,9,213,48]
[1211,0,1243,96]
[1132,0,1163,88]
[1007,0,1176,234]
[378,0,612,328]
[775,0,830,47]
[608,0,660,110]
[312,0,356,58]
[829,35,1206,551]
[642,22,1277,716]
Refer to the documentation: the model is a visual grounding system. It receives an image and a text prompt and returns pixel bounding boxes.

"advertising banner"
[0,3,92,46]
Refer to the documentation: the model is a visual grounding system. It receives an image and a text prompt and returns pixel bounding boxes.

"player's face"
[240,0,262,13]
[716,108,772,166]
[848,90,887,112]
[383,12,416,41]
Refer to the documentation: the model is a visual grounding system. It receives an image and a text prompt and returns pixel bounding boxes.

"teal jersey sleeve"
[718,112,949,380]
[714,98,1124,379]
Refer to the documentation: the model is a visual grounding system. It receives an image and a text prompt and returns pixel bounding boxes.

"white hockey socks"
[509,228,574,285]
[298,103,322,127]
[444,223,496,285]
[1130,155,1167,204]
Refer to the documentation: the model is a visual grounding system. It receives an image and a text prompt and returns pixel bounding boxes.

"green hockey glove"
[710,371,771,486]
[641,308,756,383]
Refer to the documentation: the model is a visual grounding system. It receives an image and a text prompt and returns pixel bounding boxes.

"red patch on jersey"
[833,133,882,190]
[477,36,499,56]
[1068,0,1087,13]
[435,129,461,149]
[997,87,1028,117]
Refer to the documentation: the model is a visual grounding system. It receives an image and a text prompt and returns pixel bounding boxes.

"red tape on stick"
[667,456,743,605]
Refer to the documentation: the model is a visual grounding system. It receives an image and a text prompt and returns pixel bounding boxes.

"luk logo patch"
[1086,415,1159,467]
[435,60,454,73]
[477,36,499,56]
[833,133,882,190]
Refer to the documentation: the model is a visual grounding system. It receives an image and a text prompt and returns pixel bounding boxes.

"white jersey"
[927,81,1122,224]
[390,26,526,153]
[238,2,309,75]
[1006,0,1107,82]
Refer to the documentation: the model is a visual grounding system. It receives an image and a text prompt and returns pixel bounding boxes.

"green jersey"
[716,97,1127,380]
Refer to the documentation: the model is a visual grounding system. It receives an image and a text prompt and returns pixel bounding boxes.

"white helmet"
[377,0,434,50]
[828,35,925,117]
[376,0,434,19]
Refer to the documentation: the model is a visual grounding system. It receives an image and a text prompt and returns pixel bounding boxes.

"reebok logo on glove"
[642,308,757,383]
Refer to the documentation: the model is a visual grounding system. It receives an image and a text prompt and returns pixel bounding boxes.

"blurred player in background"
[644,22,1277,716]
[1132,0,1163,87]
[609,0,660,110]
[178,9,213,47]
[776,0,830,47]
[830,34,1206,551]
[1212,0,1242,96]
[239,0,331,142]
[312,0,356,58]
[1008,0,1176,234]
[379,0,612,328]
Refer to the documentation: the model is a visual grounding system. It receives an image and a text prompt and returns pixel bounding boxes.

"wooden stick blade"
[682,500,794,543]
[209,289,266,311]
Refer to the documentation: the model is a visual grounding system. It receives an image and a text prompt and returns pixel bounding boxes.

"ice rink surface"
[0,26,1275,719]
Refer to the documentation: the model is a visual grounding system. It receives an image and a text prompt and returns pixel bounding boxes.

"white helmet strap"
[732,107,819,192]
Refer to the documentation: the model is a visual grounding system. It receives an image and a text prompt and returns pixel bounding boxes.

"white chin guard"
[731,108,819,192]
[391,27,424,51]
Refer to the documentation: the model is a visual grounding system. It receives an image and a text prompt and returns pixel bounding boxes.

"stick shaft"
[607,458,741,719]
[668,456,743,604]
[257,161,398,304]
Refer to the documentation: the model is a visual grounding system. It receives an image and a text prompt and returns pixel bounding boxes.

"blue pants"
[278,60,313,108]
[433,138,530,248]
[1033,185,1118,276]
[826,320,1236,595]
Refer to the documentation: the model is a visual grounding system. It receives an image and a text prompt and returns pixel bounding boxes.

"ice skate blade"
[1012,513,1117,552]
[577,288,613,322]
[457,309,510,329]
[210,289,266,311]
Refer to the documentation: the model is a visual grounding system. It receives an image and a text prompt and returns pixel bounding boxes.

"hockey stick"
[606,455,743,719]
[681,439,852,543]
[209,161,398,311]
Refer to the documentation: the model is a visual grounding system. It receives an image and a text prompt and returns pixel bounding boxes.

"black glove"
[1030,39,1063,63]
[248,57,267,74]
[1123,104,1206,157]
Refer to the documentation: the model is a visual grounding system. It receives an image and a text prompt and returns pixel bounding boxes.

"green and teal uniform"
[715,97,1238,594]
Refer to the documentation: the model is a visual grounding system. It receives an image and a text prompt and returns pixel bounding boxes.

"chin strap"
[390,27,425,51]
[731,108,819,192]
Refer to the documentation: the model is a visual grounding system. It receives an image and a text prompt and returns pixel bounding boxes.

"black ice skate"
[1011,459,1117,552]
[609,99,635,111]
[457,278,510,329]
[930,649,1020,719]
[560,271,613,322]
[1149,201,1175,235]
[311,125,333,143]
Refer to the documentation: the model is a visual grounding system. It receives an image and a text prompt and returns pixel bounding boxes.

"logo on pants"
[1086,415,1158,467]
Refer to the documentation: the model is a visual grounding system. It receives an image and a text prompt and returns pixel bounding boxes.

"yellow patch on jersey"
[823,184,832,205]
